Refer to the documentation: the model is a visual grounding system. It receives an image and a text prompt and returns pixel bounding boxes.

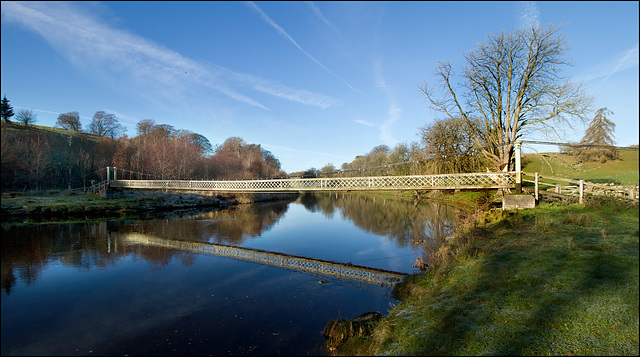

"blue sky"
[1,1,638,174]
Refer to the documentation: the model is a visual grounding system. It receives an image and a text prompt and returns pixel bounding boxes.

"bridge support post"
[515,141,522,193]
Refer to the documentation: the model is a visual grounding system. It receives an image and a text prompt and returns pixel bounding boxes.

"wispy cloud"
[305,1,347,44]
[246,1,356,91]
[355,119,376,127]
[262,143,350,160]
[1,1,337,111]
[179,52,339,109]
[373,58,400,147]
[581,44,639,90]
[243,75,340,109]
[518,1,540,28]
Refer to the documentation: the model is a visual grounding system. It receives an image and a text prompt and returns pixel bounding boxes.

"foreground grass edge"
[334,194,639,356]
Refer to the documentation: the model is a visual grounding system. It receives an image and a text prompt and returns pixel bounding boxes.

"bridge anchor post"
[515,141,522,193]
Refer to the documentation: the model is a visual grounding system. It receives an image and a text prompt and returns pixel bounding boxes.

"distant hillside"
[522,149,639,185]
[1,122,115,192]
[1,122,103,142]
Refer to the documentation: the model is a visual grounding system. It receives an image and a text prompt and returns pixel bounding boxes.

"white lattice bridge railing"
[109,172,515,192]
[121,233,406,286]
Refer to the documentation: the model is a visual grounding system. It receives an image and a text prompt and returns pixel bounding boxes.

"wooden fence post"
[579,179,584,204]
[535,172,539,201]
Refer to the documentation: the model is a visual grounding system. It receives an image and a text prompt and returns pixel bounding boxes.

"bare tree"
[136,119,156,136]
[149,123,175,139]
[320,163,336,175]
[88,111,126,138]
[27,133,50,191]
[15,108,38,126]
[419,117,482,174]
[189,133,213,156]
[56,111,82,131]
[420,25,593,171]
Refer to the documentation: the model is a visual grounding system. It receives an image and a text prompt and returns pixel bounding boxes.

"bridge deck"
[121,233,406,286]
[109,172,515,192]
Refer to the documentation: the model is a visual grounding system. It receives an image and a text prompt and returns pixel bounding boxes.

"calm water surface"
[1,193,457,356]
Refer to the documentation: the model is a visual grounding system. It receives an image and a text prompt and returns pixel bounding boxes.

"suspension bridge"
[89,142,526,194]
[96,142,525,193]
[121,232,406,287]
[105,171,515,192]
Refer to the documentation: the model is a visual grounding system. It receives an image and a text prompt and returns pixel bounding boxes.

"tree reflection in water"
[298,192,457,267]
[1,192,457,295]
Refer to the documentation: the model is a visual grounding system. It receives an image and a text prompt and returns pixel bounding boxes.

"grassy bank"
[0,190,301,224]
[0,190,222,223]
[335,193,639,356]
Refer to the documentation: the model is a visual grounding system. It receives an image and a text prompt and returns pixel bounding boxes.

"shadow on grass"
[396,209,637,355]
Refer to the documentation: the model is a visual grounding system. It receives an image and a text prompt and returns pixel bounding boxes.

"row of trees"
[54,110,127,138]
[324,104,619,180]
[112,120,284,180]
[2,94,286,191]
[1,126,118,191]
[313,121,492,179]
[0,116,284,191]
[54,110,126,139]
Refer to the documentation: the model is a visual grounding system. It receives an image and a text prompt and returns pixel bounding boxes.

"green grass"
[0,191,221,224]
[1,121,103,142]
[522,150,639,186]
[342,198,639,356]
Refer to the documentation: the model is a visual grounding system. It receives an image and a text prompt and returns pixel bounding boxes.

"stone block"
[502,194,535,210]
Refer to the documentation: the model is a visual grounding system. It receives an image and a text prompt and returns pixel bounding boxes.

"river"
[1,192,457,356]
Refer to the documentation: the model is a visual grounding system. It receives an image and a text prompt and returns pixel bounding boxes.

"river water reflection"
[1,193,457,356]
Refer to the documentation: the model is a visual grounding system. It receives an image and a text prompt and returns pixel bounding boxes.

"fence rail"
[89,180,110,193]
[108,172,516,192]
[522,172,638,200]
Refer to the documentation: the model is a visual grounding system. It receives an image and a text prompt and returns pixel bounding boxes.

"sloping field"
[1,122,103,142]
[522,149,639,185]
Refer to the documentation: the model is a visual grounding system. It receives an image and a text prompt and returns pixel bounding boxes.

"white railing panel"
[109,172,516,192]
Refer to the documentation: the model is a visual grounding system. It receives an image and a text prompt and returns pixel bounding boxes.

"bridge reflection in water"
[122,233,406,287]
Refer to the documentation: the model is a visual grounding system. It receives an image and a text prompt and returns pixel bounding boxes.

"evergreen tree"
[1,95,15,123]
[577,108,618,162]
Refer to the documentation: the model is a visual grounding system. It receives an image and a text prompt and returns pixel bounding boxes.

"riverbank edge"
[329,192,639,356]
[0,189,299,224]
